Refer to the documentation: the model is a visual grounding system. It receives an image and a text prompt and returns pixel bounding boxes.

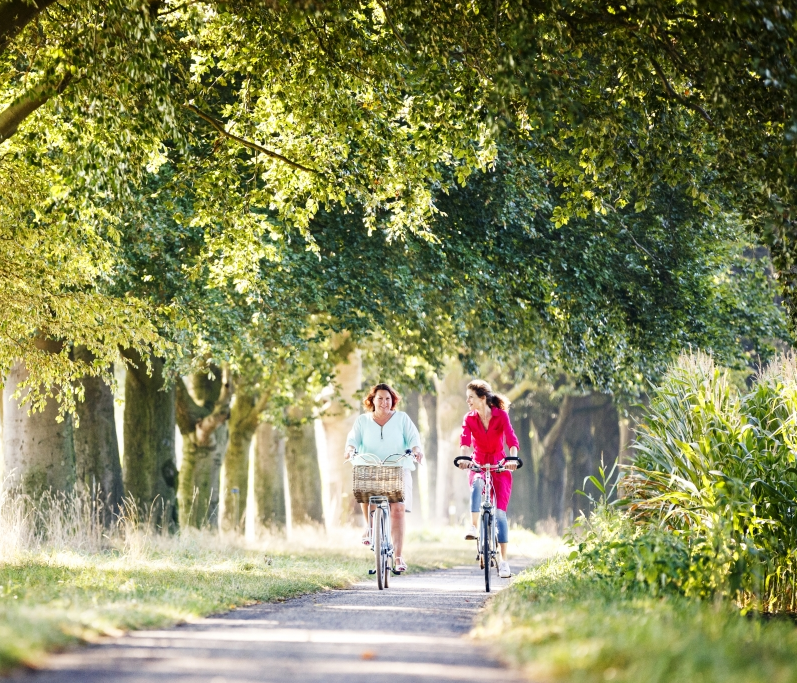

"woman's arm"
[458,414,474,468]
[503,411,520,470]
[403,413,424,463]
[344,415,363,460]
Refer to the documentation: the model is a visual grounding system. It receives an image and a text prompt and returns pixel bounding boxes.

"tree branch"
[541,395,572,457]
[0,73,71,144]
[196,362,232,441]
[184,103,323,175]
[648,55,713,126]
[175,376,208,434]
[374,0,410,53]
[0,0,57,57]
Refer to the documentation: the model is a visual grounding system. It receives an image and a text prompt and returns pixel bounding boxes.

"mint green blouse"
[345,411,422,470]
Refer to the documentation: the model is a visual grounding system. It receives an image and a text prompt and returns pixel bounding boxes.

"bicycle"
[348,450,416,590]
[453,454,523,592]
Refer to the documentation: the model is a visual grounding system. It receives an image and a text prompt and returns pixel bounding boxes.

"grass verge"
[477,555,797,683]
[0,523,552,672]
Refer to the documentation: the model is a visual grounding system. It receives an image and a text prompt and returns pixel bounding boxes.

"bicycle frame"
[453,454,522,592]
[473,463,500,591]
[348,450,415,590]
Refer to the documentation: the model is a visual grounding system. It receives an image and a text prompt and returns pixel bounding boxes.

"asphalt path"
[10,560,529,683]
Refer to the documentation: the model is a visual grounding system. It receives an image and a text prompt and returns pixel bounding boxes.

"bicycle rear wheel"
[482,511,492,593]
[374,510,385,590]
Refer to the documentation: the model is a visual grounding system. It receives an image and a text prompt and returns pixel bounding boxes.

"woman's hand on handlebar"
[504,447,519,470]
[412,447,424,464]
[344,445,356,461]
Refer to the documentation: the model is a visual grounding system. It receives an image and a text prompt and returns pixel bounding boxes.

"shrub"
[576,351,797,611]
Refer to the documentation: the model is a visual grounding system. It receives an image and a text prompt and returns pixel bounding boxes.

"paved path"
[11,562,528,683]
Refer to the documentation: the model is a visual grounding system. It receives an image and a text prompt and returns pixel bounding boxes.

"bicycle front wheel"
[374,510,385,590]
[482,511,492,593]
[383,509,390,588]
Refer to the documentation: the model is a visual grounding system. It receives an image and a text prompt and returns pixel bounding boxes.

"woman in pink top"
[458,379,519,578]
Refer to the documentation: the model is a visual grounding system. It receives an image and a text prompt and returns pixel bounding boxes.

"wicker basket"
[353,465,405,503]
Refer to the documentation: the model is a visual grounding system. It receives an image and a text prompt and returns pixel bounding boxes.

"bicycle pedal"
[368,569,376,575]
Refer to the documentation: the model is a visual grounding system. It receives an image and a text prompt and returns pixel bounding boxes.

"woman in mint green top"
[344,383,424,572]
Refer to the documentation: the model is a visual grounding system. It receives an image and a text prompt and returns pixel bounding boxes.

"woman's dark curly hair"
[363,383,401,411]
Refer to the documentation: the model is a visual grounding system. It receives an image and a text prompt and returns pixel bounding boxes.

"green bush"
[605,351,797,611]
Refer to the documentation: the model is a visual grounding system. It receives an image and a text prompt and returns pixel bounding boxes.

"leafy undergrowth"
[0,523,556,672]
[478,556,797,683]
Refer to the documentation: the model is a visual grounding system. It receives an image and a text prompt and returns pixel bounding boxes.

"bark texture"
[73,346,123,523]
[176,366,231,528]
[0,0,58,56]
[3,355,75,497]
[513,389,619,534]
[403,390,421,514]
[253,420,286,527]
[0,73,71,143]
[420,392,438,519]
[121,351,177,529]
[284,412,323,525]
[220,369,282,531]
[433,361,470,521]
[223,386,257,531]
[319,338,361,526]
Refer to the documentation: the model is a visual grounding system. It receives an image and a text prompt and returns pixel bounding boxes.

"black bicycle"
[454,455,522,592]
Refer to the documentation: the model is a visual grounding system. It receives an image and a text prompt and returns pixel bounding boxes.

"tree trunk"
[510,408,534,527]
[403,390,421,515]
[73,346,123,524]
[253,420,286,527]
[531,395,572,534]
[320,340,362,526]
[122,351,177,529]
[284,416,323,525]
[223,391,257,531]
[2,342,75,497]
[421,392,438,520]
[433,361,470,523]
[176,367,231,528]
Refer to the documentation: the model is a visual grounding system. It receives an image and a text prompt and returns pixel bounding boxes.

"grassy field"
[478,556,797,683]
[0,520,557,673]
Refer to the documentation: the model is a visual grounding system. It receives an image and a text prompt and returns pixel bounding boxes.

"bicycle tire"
[374,509,384,590]
[482,511,492,593]
[383,509,390,588]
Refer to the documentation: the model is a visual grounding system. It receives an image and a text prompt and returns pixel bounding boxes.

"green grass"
[478,556,797,683]
[0,523,536,672]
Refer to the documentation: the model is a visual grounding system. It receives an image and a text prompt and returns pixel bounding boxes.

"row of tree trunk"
[1,347,626,535]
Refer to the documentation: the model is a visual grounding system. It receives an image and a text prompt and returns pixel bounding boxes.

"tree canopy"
[0,0,793,403]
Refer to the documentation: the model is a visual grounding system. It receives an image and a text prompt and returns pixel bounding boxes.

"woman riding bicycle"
[457,379,519,579]
[344,383,424,573]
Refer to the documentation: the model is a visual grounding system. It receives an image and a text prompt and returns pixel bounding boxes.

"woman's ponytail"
[486,392,509,411]
[467,379,510,411]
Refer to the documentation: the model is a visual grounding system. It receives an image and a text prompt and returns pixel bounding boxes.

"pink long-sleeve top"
[460,407,520,511]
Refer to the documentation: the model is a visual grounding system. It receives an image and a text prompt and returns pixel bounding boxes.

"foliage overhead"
[0,0,793,402]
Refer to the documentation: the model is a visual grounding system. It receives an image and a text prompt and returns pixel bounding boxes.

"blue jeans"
[470,478,509,544]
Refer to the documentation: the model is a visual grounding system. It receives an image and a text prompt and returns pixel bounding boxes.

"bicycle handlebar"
[453,455,523,471]
[348,449,417,466]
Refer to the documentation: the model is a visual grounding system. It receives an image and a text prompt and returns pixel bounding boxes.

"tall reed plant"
[621,351,797,611]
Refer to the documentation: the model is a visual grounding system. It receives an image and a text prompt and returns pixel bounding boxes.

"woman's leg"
[496,508,509,561]
[470,477,484,527]
[360,503,372,542]
[390,502,405,559]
